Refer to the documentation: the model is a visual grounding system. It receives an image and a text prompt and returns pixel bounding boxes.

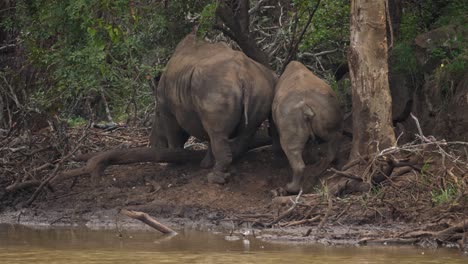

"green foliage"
[329,76,351,112]
[433,0,468,27]
[430,25,467,99]
[198,2,218,37]
[391,43,418,75]
[420,160,431,183]
[2,0,466,127]
[4,0,211,122]
[399,10,420,42]
[295,0,350,104]
[431,184,458,205]
[394,0,467,106]
[66,116,87,127]
[421,161,431,175]
[299,0,349,53]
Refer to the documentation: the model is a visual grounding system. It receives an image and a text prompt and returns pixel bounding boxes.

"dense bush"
[0,0,466,128]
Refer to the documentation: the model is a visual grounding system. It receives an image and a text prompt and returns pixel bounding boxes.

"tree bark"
[387,0,402,41]
[215,0,270,67]
[348,0,396,159]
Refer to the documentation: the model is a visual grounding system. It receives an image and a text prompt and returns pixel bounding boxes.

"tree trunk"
[348,0,396,159]
[387,0,402,41]
[215,0,270,67]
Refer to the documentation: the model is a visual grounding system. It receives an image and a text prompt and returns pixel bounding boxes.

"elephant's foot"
[285,181,302,194]
[207,171,230,184]
[200,155,215,169]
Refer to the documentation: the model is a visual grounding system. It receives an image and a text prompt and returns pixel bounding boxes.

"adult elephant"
[150,33,276,184]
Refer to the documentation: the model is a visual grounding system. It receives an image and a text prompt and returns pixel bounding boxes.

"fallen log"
[74,134,272,162]
[26,135,272,206]
[57,147,205,182]
[120,209,177,235]
[59,134,273,183]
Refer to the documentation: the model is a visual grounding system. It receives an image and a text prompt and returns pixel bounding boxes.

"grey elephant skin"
[150,33,277,184]
[272,61,343,193]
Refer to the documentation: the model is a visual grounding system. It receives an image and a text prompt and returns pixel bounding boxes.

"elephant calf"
[272,61,343,193]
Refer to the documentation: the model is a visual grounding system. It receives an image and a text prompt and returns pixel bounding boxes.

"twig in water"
[120,209,177,235]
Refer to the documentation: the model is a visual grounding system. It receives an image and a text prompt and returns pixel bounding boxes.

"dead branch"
[5,180,40,192]
[215,0,270,66]
[280,215,321,227]
[299,49,338,58]
[329,168,363,181]
[50,134,272,195]
[281,0,322,73]
[56,147,205,183]
[248,0,267,14]
[330,112,468,196]
[120,209,177,235]
[317,195,333,231]
[265,189,303,227]
[25,128,90,206]
[99,87,115,125]
[0,44,16,51]
[410,112,429,142]
[401,218,468,242]
[342,155,369,170]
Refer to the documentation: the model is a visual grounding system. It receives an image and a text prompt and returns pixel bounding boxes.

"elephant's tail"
[302,102,316,141]
[303,104,315,118]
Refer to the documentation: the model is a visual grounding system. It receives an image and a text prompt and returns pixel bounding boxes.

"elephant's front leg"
[206,132,232,184]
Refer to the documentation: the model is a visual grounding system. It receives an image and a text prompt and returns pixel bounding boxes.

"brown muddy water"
[0,224,466,264]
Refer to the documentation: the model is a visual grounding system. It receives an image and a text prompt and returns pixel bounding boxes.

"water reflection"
[0,224,466,264]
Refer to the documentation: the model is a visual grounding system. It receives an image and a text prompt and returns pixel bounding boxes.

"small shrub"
[66,116,87,127]
[431,184,458,205]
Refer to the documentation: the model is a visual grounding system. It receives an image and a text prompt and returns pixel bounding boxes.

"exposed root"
[6,180,40,192]
[20,134,271,206]
[58,148,205,182]
[401,218,468,242]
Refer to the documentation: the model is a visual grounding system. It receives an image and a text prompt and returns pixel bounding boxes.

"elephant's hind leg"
[206,132,232,184]
[280,128,309,194]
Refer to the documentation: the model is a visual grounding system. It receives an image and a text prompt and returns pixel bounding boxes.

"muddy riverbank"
[1,126,467,249]
[0,207,443,247]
